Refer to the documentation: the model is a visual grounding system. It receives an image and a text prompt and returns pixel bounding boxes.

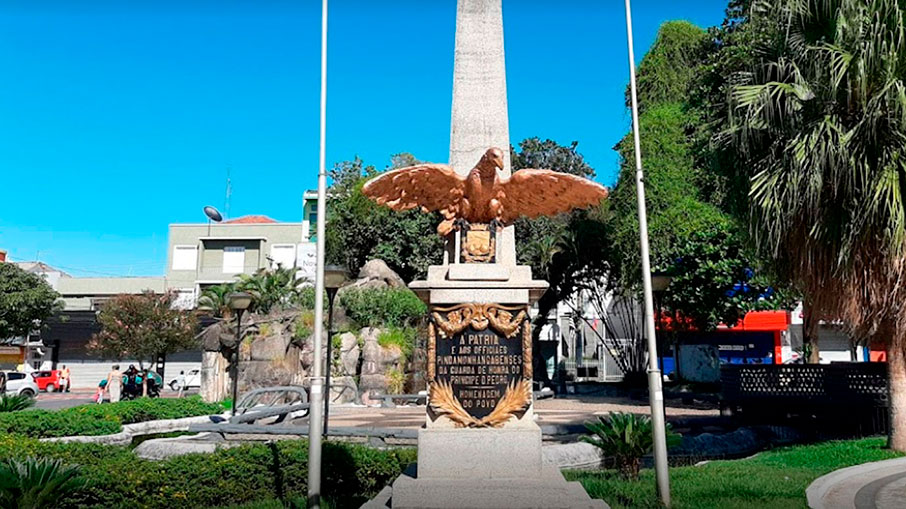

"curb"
[806,457,906,509]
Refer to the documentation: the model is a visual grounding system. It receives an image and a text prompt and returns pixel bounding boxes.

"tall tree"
[325,155,443,282]
[89,292,198,377]
[727,0,906,449]
[0,264,59,340]
[511,139,611,382]
[610,21,788,333]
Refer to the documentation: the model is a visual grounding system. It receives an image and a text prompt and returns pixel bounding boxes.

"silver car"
[4,371,39,398]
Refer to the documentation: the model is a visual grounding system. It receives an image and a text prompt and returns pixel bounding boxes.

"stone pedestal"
[417,427,542,479]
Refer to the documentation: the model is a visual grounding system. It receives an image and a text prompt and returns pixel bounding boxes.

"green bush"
[0,435,415,508]
[0,394,36,413]
[339,287,426,328]
[0,396,222,438]
[582,412,681,480]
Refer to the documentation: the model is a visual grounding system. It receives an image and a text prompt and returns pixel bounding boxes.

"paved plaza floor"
[328,395,718,429]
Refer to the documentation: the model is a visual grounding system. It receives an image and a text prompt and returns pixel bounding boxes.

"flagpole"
[307,0,328,507]
[623,0,671,506]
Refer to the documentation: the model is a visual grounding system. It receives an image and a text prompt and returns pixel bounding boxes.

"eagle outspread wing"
[362,164,467,231]
[497,169,608,224]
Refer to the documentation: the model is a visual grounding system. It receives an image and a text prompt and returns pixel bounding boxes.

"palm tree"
[236,266,302,314]
[197,282,236,318]
[728,0,906,449]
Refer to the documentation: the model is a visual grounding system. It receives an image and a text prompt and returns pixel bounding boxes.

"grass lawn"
[565,437,904,509]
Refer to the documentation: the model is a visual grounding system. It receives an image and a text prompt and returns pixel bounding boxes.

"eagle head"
[479,147,505,178]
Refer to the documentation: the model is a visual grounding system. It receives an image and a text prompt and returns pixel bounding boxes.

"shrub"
[294,310,315,341]
[0,394,36,413]
[581,412,681,480]
[377,327,416,362]
[0,436,415,508]
[385,368,406,395]
[0,457,86,509]
[0,396,222,438]
[339,287,426,328]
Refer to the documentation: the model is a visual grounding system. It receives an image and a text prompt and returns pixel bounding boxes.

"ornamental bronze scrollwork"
[431,303,526,339]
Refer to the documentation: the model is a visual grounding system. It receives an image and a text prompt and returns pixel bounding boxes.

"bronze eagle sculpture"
[362,147,609,235]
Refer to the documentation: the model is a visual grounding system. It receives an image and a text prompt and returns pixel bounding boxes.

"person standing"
[60,365,71,392]
[106,364,122,403]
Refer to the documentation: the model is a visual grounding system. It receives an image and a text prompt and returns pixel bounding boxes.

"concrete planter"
[40,413,230,446]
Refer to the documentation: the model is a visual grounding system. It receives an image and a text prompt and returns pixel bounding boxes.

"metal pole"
[323,289,336,438]
[623,0,671,506]
[231,308,243,417]
[307,0,328,507]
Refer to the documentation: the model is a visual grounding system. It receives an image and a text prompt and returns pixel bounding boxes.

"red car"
[31,370,62,392]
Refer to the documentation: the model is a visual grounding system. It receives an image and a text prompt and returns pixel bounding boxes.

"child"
[95,378,108,404]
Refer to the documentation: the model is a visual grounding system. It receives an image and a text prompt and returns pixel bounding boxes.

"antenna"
[224,165,232,220]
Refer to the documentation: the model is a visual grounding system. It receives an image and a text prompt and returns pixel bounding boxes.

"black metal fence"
[721,363,889,435]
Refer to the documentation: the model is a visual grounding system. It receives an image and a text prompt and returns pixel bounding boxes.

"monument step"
[360,464,610,509]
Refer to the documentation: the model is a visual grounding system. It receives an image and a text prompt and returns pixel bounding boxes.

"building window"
[270,244,296,269]
[223,246,246,274]
[172,245,198,271]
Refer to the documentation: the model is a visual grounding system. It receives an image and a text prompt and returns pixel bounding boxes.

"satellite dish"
[203,206,223,222]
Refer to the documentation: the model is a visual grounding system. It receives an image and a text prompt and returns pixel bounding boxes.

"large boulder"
[355,259,405,289]
[338,332,360,376]
[250,333,288,361]
[360,327,383,377]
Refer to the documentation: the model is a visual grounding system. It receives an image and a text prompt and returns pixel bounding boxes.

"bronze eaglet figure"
[362,147,609,235]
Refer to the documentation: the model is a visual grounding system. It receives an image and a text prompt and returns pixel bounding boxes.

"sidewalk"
[807,457,906,509]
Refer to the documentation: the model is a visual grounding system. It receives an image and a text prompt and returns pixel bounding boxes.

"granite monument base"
[417,427,543,479]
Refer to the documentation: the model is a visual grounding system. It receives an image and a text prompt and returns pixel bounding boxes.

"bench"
[375,393,427,408]
[189,386,310,435]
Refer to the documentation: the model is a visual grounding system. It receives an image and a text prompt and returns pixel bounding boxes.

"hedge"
[0,436,414,508]
[0,396,223,438]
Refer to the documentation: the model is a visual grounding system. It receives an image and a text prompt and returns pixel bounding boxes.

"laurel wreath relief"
[427,303,532,428]
[429,379,532,428]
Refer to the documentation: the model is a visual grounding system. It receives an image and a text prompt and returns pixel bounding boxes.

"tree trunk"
[888,342,906,451]
[803,302,820,363]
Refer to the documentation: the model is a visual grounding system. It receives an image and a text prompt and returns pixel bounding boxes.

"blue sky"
[0,0,728,276]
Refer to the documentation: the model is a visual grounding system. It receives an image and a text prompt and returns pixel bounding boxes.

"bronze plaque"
[427,303,532,428]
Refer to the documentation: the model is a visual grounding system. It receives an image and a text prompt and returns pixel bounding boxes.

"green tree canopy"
[0,263,59,340]
[609,20,790,331]
[89,292,198,366]
[325,155,443,282]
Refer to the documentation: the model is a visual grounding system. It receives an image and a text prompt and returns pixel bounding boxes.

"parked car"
[4,371,39,398]
[31,370,62,392]
[168,369,201,391]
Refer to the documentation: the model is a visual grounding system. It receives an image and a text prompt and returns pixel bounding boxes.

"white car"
[168,369,201,391]
[4,371,39,398]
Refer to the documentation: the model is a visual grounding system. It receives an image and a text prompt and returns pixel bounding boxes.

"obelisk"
[363,1,608,507]
[448,0,516,266]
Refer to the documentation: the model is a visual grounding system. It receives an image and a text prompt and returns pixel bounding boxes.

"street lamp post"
[322,265,348,438]
[624,0,672,505]
[228,292,252,416]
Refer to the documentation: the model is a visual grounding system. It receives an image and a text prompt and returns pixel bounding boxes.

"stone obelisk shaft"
[449,0,516,266]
